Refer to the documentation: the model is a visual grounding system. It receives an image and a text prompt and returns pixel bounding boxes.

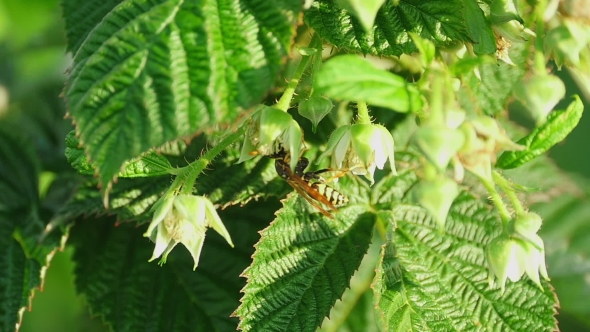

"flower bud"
[513,74,565,124]
[411,176,459,231]
[298,96,333,132]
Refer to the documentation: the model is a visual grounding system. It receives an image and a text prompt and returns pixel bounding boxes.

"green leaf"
[63,0,300,188]
[61,0,122,54]
[0,130,40,210]
[314,55,422,113]
[462,0,496,55]
[0,233,41,332]
[236,195,376,332]
[335,0,386,32]
[305,0,472,57]
[70,200,276,331]
[319,236,382,331]
[66,130,178,178]
[496,96,583,169]
[374,192,558,331]
[0,130,66,331]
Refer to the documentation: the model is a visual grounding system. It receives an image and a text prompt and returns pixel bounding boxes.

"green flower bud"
[513,74,565,124]
[412,176,459,232]
[411,124,465,171]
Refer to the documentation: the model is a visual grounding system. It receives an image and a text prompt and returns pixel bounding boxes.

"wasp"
[270,149,348,219]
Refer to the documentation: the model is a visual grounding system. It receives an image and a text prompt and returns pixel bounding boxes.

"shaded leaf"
[457,43,528,116]
[70,200,275,331]
[63,0,300,187]
[335,0,386,32]
[0,130,39,210]
[305,0,472,57]
[497,96,583,169]
[236,195,376,332]
[314,55,422,113]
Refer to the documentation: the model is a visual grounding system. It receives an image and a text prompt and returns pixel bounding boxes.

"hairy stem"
[168,126,247,195]
[492,171,525,216]
[479,175,511,226]
[275,33,321,111]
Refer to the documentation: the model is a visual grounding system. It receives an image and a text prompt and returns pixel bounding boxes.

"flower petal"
[317,125,350,165]
[204,199,234,248]
[149,221,175,262]
[144,193,175,238]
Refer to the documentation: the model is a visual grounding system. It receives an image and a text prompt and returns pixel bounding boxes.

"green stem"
[492,171,525,216]
[356,101,371,124]
[170,126,247,195]
[478,174,511,226]
[275,34,322,112]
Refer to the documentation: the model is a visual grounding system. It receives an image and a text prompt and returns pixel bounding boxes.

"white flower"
[318,123,395,185]
[144,194,233,270]
[486,214,549,293]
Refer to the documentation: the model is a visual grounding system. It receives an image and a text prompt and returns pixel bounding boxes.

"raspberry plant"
[1,0,590,331]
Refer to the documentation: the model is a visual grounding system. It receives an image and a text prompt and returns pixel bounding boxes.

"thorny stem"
[478,174,512,227]
[356,101,371,124]
[275,33,322,112]
[167,126,248,195]
[492,171,526,216]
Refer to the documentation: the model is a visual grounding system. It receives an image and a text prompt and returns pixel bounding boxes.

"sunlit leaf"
[63,0,300,187]
[497,96,583,169]
[306,0,471,56]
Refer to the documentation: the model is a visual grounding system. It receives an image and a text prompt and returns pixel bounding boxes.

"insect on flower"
[270,148,349,219]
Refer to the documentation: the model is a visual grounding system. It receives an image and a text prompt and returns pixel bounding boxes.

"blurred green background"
[0,1,589,331]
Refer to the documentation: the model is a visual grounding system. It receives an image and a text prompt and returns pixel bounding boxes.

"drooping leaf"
[63,0,301,188]
[458,43,528,116]
[314,55,422,113]
[305,0,472,57]
[373,187,558,331]
[236,195,376,332]
[497,96,583,169]
[70,200,276,331]
[0,130,66,332]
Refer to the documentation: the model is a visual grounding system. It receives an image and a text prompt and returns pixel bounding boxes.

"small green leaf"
[462,0,496,55]
[496,96,583,169]
[66,130,173,177]
[298,96,334,132]
[457,43,528,116]
[305,0,472,57]
[0,130,40,210]
[314,55,422,113]
[236,196,375,332]
[335,0,386,32]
